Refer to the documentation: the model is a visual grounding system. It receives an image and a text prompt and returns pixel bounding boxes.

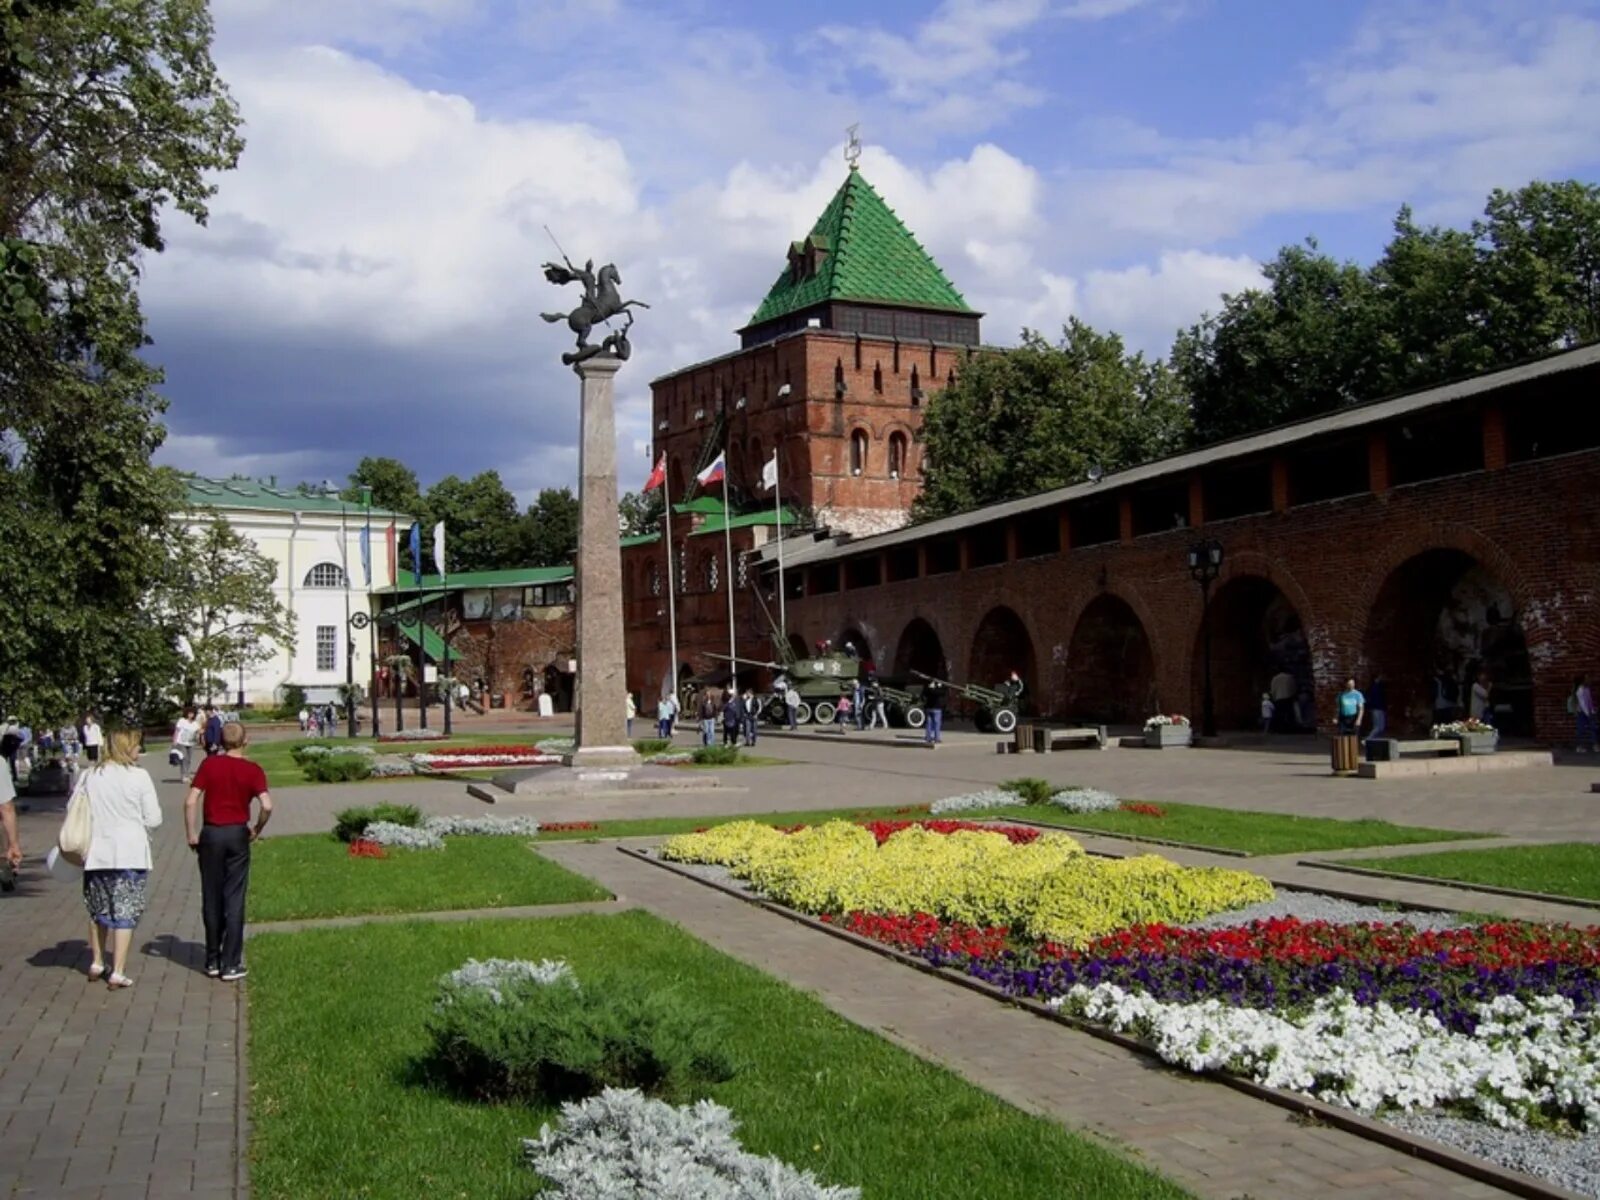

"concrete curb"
[623,845,1587,1200]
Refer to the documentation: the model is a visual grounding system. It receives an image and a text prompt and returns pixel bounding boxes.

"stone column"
[571,357,640,769]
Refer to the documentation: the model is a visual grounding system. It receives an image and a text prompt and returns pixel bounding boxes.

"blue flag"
[358,526,372,588]
[408,522,422,586]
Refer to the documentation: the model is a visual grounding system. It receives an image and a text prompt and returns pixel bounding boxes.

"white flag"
[432,522,446,578]
[760,452,778,492]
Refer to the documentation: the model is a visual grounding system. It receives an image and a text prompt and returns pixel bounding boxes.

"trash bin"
[1015,722,1035,753]
[1331,734,1360,774]
[490,693,506,710]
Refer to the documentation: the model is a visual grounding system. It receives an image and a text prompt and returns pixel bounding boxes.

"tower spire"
[844,123,862,172]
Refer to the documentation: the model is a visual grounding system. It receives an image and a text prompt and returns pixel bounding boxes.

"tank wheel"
[992,707,1019,734]
[902,706,926,729]
[812,701,837,725]
[793,701,812,726]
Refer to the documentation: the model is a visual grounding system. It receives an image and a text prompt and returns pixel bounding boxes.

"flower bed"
[379,728,444,742]
[660,820,1272,947]
[409,750,563,769]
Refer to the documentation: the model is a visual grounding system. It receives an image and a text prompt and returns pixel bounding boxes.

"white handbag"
[57,780,92,866]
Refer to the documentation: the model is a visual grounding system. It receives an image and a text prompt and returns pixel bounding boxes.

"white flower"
[439,957,577,1004]
[1046,788,1119,814]
[929,789,1017,814]
[363,821,444,849]
[422,815,542,838]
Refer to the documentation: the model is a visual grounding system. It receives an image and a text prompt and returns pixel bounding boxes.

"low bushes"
[691,745,739,765]
[631,738,673,756]
[425,959,735,1104]
[303,754,375,783]
[1000,777,1054,806]
[334,803,422,843]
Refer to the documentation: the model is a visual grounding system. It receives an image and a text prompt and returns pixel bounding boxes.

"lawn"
[248,911,1189,1200]
[966,801,1481,856]
[247,732,559,788]
[249,835,610,921]
[1341,843,1600,901]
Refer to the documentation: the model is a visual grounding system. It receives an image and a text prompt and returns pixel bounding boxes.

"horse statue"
[541,256,649,366]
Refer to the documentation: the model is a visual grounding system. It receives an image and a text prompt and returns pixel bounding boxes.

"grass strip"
[249,836,610,921]
[1340,843,1600,902]
[960,801,1483,856]
[248,911,1189,1200]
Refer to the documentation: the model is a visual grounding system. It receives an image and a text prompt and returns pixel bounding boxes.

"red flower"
[1120,802,1166,818]
[539,821,598,833]
[348,839,386,859]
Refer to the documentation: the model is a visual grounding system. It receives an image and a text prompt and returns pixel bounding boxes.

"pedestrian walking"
[835,694,852,733]
[0,716,21,783]
[1367,674,1388,739]
[923,680,946,747]
[721,692,741,747]
[1336,677,1365,735]
[185,722,273,981]
[656,695,674,740]
[201,706,224,756]
[170,707,201,783]
[784,683,799,730]
[79,729,163,988]
[0,760,21,894]
[81,713,103,764]
[741,690,760,747]
[851,678,864,730]
[297,707,309,733]
[697,691,717,747]
[866,681,888,730]
[1469,671,1493,722]
[1259,693,1274,735]
[626,692,637,739]
[1573,674,1597,753]
[1269,669,1296,732]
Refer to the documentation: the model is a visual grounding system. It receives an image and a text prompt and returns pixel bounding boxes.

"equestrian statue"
[541,254,649,367]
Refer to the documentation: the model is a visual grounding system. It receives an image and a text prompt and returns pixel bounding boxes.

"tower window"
[850,429,869,477]
[873,363,883,394]
[888,433,908,480]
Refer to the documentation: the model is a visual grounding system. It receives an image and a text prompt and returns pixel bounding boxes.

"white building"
[182,476,413,706]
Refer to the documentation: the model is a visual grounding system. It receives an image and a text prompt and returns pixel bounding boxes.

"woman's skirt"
[83,869,150,929]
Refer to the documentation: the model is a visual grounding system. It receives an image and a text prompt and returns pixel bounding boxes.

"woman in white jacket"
[80,729,163,989]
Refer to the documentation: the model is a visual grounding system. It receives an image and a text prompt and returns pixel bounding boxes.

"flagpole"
[339,499,355,738]
[438,525,451,738]
[721,463,737,690]
[662,463,679,704]
[389,520,403,732]
[772,450,787,637]
[364,491,380,739]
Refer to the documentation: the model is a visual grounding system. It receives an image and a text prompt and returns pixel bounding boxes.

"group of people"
[690,689,762,747]
[2,714,103,784]
[296,704,341,737]
[0,717,272,988]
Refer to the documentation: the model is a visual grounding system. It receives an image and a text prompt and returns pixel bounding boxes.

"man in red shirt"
[184,722,272,981]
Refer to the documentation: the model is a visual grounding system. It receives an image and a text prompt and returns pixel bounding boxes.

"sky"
[144,0,1600,502]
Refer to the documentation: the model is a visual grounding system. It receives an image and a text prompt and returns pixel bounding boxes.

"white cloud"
[212,0,478,51]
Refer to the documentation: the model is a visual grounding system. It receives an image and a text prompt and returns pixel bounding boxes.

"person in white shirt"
[81,713,103,764]
[0,764,21,892]
[171,707,201,783]
[297,707,309,733]
[80,729,163,988]
[1469,672,1492,722]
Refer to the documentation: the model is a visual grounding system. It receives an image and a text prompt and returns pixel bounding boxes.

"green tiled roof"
[183,474,410,519]
[694,506,803,536]
[745,169,973,329]
[620,532,661,547]
[673,496,726,516]
[390,566,573,594]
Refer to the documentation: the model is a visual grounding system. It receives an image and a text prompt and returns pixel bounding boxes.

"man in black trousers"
[184,722,272,981]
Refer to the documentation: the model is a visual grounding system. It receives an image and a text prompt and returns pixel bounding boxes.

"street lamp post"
[1187,538,1225,739]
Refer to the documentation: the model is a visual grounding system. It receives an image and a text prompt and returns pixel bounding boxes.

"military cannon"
[911,670,1022,734]
[874,682,926,729]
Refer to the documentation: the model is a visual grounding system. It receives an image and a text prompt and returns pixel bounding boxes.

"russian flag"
[695,452,726,490]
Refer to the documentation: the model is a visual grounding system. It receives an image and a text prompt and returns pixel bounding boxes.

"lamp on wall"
[777,383,792,397]
[1187,538,1225,738]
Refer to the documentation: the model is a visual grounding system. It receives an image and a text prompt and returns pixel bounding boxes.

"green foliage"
[521,486,580,567]
[691,744,740,765]
[913,319,1190,520]
[631,738,673,755]
[1177,180,1600,445]
[333,802,422,843]
[421,470,525,573]
[1001,777,1055,806]
[617,488,665,537]
[0,0,243,724]
[424,972,735,1104]
[289,741,336,766]
[303,754,374,784]
[276,685,308,720]
[343,457,422,520]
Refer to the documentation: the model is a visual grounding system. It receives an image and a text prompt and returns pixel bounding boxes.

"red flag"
[385,522,397,585]
[643,452,666,493]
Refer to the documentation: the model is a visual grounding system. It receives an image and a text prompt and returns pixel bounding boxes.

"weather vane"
[844,123,862,170]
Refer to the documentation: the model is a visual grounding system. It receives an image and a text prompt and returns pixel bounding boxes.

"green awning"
[395,617,450,664]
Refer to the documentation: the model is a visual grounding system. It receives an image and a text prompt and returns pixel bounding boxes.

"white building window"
[316,625,337,671]
[305,562,346,588]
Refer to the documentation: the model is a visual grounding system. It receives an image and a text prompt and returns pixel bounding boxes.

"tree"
[521,487,580,567]
[1173,241,1386,446]
[344,456,423,519]
[0,0,243,723]
[1475,180,1600,357]
[159,516,295,703]
[617,488,664,537]
[912,319,1191,521]
[423,470,525,572]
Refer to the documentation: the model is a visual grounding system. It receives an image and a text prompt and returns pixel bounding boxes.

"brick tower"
[651,165,981,537]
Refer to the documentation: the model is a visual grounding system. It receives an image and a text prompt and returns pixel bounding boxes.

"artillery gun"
[911,670,1023,734]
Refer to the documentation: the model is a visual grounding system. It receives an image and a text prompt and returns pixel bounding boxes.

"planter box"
[1144,725,1192,749]
[1454,730,1499,756]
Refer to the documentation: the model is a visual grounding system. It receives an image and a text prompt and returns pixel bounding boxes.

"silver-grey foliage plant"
[439,958,577,1005]
[524,1088,861,1199]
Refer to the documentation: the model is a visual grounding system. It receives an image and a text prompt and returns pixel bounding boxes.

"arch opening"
[892,618,946,681]
[836,626,872,664]
[1363,550,1531,735]
[1065,595,1154,724]
[1196,576,1312,731]
[968,606,1036,702]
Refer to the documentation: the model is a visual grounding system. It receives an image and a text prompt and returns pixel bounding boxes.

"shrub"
[290,740,337,766]
[1002,777,1055,806]
[333,802,422,843]
[691,745,740,766]
[425,971,736,1104]
[275,684,307,720]
[631,738,672,756]
[302,753,374,783]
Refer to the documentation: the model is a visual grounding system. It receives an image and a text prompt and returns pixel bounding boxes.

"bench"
[1365,738,1463,762]
[998,725,1108,754]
